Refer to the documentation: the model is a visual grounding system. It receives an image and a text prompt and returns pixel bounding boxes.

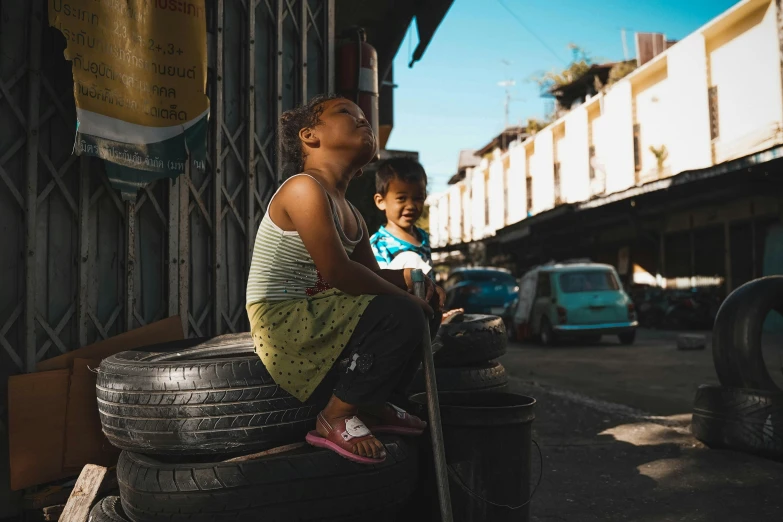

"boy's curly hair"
[278,93,343,178]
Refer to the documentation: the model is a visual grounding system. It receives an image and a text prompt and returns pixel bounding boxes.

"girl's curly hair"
[278,93,343,178]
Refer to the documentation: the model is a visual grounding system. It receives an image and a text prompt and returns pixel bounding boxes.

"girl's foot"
[305,412,386,464]
[360,403,427,436]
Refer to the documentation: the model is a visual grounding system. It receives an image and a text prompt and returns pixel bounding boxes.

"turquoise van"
[510,263,638,345]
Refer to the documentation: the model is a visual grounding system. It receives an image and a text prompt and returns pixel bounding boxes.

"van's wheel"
[539,317,557,346]
[618,330,636,345]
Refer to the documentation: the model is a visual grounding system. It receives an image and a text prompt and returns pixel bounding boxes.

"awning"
[409,0,454,67]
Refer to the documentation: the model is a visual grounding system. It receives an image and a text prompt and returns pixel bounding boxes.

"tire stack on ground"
[407,314,509,397]
[691,276,783,461]
[90,333,419,522]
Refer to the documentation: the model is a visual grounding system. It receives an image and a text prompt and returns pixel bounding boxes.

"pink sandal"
[305,413,386,465]
[360,403,427,436]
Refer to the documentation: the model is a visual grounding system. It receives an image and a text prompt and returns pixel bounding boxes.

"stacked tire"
[92,333,419,522]
[407,314,509,396]
[691,276,783,461]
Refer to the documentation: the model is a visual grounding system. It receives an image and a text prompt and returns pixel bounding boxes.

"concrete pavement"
[501,329,783,521]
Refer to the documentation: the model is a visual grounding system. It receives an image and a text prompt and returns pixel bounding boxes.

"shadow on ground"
[510,379,783,522]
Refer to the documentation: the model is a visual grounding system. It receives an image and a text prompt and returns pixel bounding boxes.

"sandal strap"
[318,413,376,445]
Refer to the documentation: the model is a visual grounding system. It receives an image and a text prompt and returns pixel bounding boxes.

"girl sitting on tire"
[246,94,443,464]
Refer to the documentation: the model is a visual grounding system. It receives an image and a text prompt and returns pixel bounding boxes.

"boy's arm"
[351,214,413,291]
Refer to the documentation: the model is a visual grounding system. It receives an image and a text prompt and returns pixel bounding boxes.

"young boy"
[370,158,433,275]
[371,158,463,320]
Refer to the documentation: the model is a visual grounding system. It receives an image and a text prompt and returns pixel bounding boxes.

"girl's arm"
[281,177,432,314]
[351,212,443,305]
[350,215,411,290]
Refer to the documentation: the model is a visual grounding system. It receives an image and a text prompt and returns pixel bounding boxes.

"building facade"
[429,0,783,297]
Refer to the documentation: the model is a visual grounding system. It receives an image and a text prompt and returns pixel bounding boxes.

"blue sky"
[386,0,740,194]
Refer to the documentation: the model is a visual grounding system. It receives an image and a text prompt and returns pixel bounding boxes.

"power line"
[495,0,568,65]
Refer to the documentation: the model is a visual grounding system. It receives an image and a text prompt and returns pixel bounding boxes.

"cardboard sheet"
[36,316,183,372]
[8,370,73,490]
[8,316,183,490]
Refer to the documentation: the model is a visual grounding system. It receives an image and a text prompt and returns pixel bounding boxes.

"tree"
[531,44,593,92]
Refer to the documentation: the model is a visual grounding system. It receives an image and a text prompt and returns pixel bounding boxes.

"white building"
[429,0,783,253]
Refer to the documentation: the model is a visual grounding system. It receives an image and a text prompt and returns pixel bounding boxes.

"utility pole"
[498,79,516,129]
[499,59,516,129]
[621,28,630,61]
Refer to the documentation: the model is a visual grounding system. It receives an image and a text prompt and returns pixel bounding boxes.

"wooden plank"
[223,442,305,462]
[58,465,108,522]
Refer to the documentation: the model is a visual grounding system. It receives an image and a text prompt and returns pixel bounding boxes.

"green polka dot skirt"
[247,289,374,402]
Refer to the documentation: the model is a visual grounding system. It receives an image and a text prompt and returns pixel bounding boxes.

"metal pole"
[168,177,180,318]
[124,199,136,331]
[246,0,257,284]
[276,0,284,182]
[213,0,225,335]
[412,269,454,522]
[179,165,190,337]
[24,0,43,372]
[301,0,308,103]
[326,0,335,93]
[78,157,90,347]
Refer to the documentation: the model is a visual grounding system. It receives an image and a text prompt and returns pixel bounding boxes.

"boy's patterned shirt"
[370,225,432,269]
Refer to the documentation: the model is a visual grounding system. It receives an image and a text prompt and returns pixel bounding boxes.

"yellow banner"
[50,0,208,129]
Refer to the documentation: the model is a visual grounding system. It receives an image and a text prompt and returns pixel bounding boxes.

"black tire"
[117,436,416,522]
[712,276,783,391]
[691,384,783,460]
[407,360,508,395]
[539,317,557,346]
[434,314,507,367]
[89,497,131,522]
[97,333,332,455]
[618,330,636,345]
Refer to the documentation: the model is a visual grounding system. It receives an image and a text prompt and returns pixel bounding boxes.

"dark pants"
[324,294,440,407]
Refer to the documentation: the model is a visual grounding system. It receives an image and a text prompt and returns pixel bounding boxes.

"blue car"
[442,267,519,315]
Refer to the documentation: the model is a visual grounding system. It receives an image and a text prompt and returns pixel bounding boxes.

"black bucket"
[408,391,536,522]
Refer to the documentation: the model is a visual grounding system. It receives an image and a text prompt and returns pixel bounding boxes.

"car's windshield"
[464,272,517,286]
[558,270,619,293]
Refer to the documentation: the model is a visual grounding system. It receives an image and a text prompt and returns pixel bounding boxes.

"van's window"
[463,271,517,285]
[536,272,551,298]
[559,271,620,293]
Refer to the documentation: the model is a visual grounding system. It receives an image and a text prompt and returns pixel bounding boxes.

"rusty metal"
[24,1,43,372]
[1,0,335,362]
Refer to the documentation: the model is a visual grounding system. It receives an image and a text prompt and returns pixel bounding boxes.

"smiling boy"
[370,158,433,275]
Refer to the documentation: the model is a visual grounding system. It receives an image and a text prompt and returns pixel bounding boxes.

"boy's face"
[374,178,427,230]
